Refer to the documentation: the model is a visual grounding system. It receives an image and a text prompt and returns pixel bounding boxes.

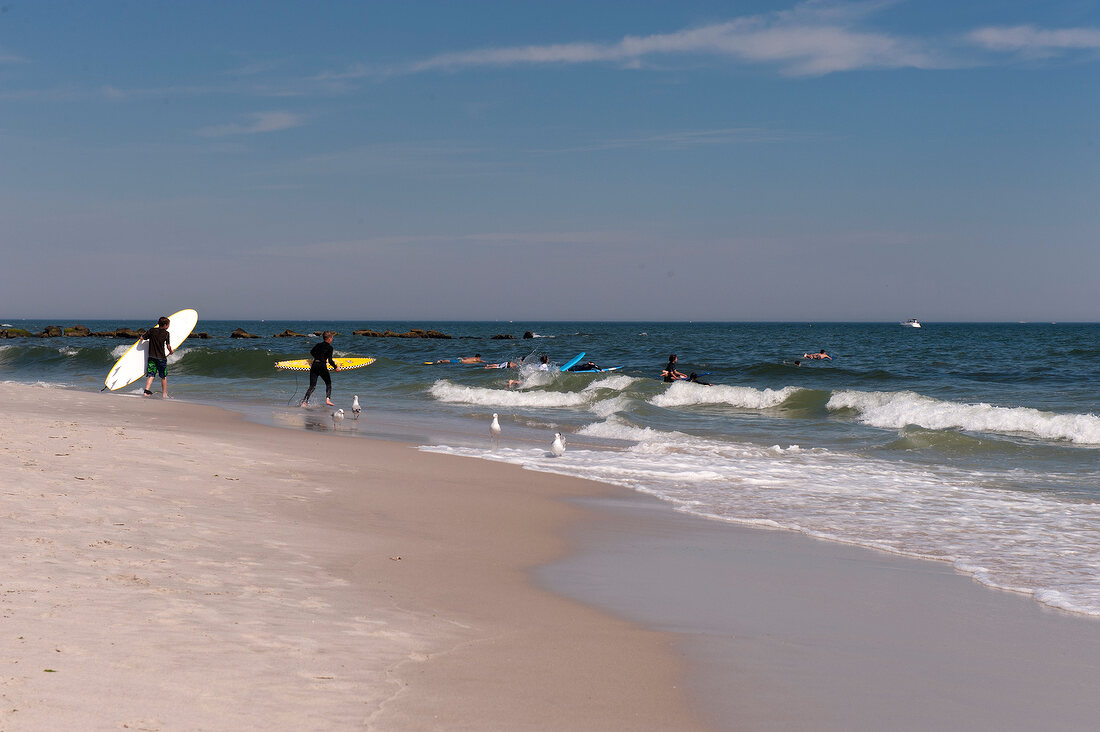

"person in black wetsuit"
[663,354,687,382]
[301,331,339,407]
[567,361,601,372]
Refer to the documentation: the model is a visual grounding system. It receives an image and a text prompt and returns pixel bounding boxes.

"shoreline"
[0,383,705,730]
[6,383,1100,730]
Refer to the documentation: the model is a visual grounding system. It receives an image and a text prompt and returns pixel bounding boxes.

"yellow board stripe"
[274,357,376,372]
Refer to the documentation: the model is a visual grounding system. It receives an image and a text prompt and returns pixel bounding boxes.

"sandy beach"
[0,383,701,730]
[5,381,1100,731]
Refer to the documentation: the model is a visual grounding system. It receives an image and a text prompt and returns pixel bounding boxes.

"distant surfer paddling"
[301,331,339,408]
[141,316,174,398]
[803,349,832,360]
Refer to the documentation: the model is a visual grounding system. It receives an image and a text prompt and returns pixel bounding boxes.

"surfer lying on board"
[484,360,519,369]
[301,331,339,407]
[435,354,483,364]
[567,361,602,372]
[688,372,712,385]
[663,354,688,382]
[803,349,832,360]
[141,316,174,398]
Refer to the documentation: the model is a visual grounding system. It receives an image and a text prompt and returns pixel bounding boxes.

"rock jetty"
[0,324,458,340]
[351,329,452,339]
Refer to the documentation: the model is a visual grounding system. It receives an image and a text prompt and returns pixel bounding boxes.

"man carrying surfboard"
[301,331,340,408]
[141,316,174,398]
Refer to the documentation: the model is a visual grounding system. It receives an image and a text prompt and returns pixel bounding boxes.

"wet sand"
[543,494,1100,731]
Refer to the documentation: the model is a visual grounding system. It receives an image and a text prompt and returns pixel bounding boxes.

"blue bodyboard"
[559,352,585,371]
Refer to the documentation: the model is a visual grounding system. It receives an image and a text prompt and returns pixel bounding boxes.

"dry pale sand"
[0,383,705,731]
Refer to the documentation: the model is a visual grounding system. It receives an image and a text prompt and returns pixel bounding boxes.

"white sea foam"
[586,374,639,392]
[578,415,679,442]
[422,418,1100,617]
[589,396,632,419]
[430,380,591,408]
[650,381,802,409]
[829,390,1100,445]
[58,346,79,356]
[510,365,554,389]
[430,372,639,411]
[110,343,131,358]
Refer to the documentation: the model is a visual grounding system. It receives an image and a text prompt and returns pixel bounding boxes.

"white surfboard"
[104,309,199,391]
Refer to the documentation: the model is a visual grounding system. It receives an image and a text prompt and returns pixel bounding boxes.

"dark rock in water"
[491,334,515,340]
[114,328,144,339]
[311,331,341,337]
[523,331,534,339]
[273,329,309,338]
[230,328,260,339]
[0,328,33,338]
[194,332,211,339]
[39,325,64,337]
[351,329,452,339]
[64,325,91,337]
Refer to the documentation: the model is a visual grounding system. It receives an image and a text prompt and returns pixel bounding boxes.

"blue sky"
[2,0,1097,321]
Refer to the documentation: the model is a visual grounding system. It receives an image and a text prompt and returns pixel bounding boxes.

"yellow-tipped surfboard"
[275,357,376,372]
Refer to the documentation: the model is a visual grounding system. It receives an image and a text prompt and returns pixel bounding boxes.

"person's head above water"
[540,355,549,364]
[668,354,677,363]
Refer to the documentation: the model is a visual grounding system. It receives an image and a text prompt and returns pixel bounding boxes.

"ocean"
[3,319,1098,616]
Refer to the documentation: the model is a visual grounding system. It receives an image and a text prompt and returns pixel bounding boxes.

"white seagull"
[352,395,361,419]
[551,432,566,457]
[331,408,344,430]
[490,413,502,446]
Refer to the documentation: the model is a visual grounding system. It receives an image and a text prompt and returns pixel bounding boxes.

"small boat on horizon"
[901,318,922,328]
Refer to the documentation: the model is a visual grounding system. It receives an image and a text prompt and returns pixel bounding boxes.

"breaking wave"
[829,390,1100,446]
[650,381,803,409]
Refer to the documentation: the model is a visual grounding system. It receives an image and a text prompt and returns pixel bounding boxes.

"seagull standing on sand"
[551,432,566,457]
[490,413,501,446]
[352,395,361,419]
[332,408,344,430]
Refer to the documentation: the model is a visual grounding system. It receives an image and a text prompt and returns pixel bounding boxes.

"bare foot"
[326,399,335,407]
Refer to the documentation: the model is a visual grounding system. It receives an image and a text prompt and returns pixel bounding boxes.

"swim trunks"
[146,358,168,379]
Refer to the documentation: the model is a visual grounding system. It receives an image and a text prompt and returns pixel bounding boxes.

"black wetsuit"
[663,359,679,382]
[302,341,337,402]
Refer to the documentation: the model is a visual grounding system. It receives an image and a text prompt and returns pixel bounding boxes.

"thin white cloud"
[551,127,800,153]
[968,25,1100,56]
[404,1,942,77]
[196,111,305,137]
[249,230,640,258]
